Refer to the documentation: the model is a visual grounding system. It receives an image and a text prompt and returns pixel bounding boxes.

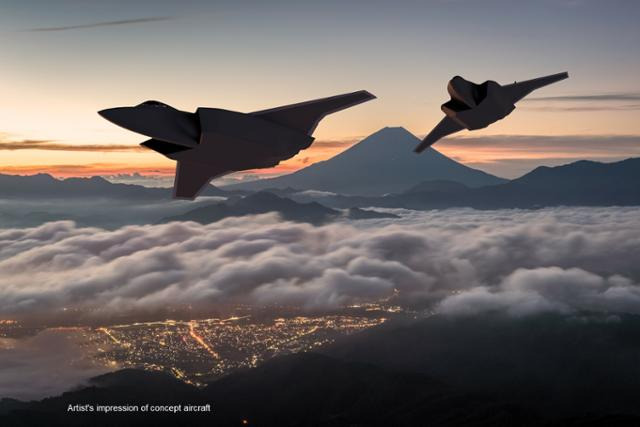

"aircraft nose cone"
[98,107,133,126]
[98,106,152,135]
[98,105,199,146]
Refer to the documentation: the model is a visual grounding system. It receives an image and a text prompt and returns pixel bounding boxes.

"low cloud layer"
[0,197,226,229]
[1,207,640,320]
[0,330,109,400]
[439,267,640,317]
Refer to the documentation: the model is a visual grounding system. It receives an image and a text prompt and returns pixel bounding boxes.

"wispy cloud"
[0,139,144,152]
[440,134,640,152]
[526,93,640,102]
[313,137,361,149]
[522,104,640,112]
[0,163,174,178]
[523,93,640,111]
[23,16,174,33]
[0,134,358,153]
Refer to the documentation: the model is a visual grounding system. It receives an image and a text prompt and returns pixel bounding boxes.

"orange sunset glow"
[1,1,639,181]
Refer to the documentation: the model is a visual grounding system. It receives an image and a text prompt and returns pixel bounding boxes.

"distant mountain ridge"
[224,127,506,195]
[310,157,640,210]
[2,155,639,221]
[0,173,226,199]
[160,191,398,225]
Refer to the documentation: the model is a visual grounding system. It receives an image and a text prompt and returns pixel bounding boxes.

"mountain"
[202,352,539,427]
[0,174,227,199]
[0,354,551,427]
[428,157,640,209]
[0,174,239,228]
[2,156,638,223]
[324,313,640,417]
[504,158,640,205]
[160,191,398,225]
[0,369,207,426]
[403,179,469,194]
[346,207,399,220]
[223,127,506,195]
[0,174,396,229]
[160,191,338,225]
[313,158,640,210]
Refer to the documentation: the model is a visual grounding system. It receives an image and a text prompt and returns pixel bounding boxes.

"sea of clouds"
[1,207,640,320]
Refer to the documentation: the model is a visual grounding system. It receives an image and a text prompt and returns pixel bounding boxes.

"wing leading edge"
[414,116,464,153]
[251,90,376,135]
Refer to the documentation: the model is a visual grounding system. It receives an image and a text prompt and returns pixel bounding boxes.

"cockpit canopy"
[443,77,490,113]
[138,100,170,108]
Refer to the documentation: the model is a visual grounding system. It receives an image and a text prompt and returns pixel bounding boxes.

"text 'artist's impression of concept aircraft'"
[414,72,569,153]
[99,90,376,199]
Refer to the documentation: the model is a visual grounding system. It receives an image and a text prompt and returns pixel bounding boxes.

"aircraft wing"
[502,72,569,104]
[251,90,376,135]
[173,160,229,199]
[414,116,464,153]
[141,139,192,156]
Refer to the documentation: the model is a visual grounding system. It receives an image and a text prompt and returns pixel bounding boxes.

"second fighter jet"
[415,72,569,153]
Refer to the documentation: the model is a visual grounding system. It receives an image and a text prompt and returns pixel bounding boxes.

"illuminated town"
[2,302,407,386]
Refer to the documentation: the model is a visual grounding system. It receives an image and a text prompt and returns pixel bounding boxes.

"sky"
[1,0,639,180]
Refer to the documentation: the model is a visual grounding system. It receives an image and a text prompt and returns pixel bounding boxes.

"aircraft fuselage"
[101,103,314,171]
[441,77,515,130]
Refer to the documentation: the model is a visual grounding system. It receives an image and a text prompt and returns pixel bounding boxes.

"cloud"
[0,140,143,152]
[523,105,640,112]
[293,190,338,198]
[0,164,174,178]
[1,207,640,321]
[440,134,640,154]
[0,329,110,400]
[439,267,640,317]
[312,137,361,149]
[522,92,640,111]
[0,196,227,230]
[23,17,174,33]
[526,93,640,102]
[0,134,359,185]
[102,173,174,188]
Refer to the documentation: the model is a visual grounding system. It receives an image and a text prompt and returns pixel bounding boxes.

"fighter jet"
[99,90,376,199]
[414,72,569,153]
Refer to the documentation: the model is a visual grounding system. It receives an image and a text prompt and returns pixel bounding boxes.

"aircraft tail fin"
[251,90,376,135]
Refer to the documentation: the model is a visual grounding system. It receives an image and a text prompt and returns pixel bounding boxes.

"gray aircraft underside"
[414,72,569,153]
[99,91,376,199]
